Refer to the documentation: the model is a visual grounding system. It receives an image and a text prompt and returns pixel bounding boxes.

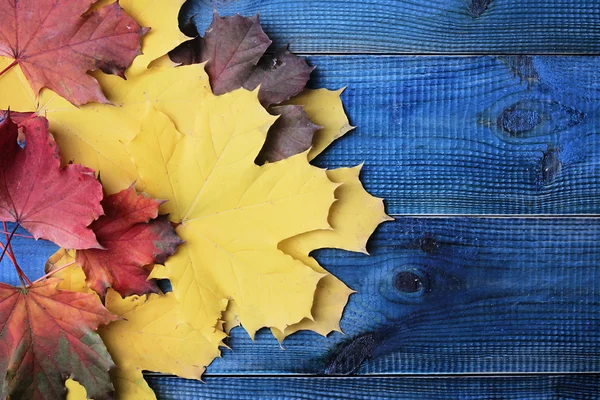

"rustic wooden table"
[4,0,600,398]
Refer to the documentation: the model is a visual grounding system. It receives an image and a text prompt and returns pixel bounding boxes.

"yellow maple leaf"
[100,290,225,394]
[52,259,224,400]
[0,63,212,193]
[131,103,336,336]
[273,166,393,340]
[2,49,367,400]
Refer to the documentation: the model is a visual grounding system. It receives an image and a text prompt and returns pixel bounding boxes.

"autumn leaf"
[76,187,183,298]
[244,47,315,107]
[0,6,389,399]
[168,36,202,66]
[0,279,117,400]
[132,100,335,337]
[0,0,146,106]
[50,261,226,400]
[0,112,103,250]
[197,13,272,95]
[256,105,321,164]
[100,290,225,385]
[274,166,392,339]
[38,72,342,396]
[171,13,313,107]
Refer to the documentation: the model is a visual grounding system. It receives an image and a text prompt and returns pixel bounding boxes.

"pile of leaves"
[0,1,389,399]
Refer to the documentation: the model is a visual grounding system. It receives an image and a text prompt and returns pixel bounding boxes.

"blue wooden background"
[3,0,600,398]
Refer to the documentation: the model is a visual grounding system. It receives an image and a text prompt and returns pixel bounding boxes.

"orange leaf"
[0,279,117,400]
[0,0,146,105]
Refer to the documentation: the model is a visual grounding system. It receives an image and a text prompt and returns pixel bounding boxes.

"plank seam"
[145,372,600,379]
[387,214,600,218]
[293,52,600,57]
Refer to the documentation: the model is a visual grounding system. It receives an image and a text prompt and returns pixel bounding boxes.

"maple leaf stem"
[31,260,76,286]
[0,240,17,267]
[0,222,18,264]
[0,60,18,78]
[0,230,34,239]
[14,265,29,287]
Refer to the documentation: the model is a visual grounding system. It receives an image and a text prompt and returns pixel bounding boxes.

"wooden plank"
[4,219,600,376]
[145,375,600,399]
[181,0,600,54]
[201,218,600,375]
[305,55,600,215]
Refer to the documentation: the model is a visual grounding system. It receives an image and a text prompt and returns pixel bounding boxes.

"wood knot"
[419,235,439,254]
[394,271,424,293]
[469,0,493,18]
[324,332,379,375]
[537,145,561,186]
[498,108,541,136]
[499,56,539,84]
[480,99,585,142]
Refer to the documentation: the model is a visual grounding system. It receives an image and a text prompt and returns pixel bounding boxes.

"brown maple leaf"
[0,0,146,106]
[76,187,183,299]
[0,112,103,250]
[256,105,321,164]
[170,13,313,107]
[170,13,318,164]
[0,279,117,400]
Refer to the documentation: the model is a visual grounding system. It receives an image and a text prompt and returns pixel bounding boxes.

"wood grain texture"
[201,218,600,375]
[305,55,600,215]
[145,375,600,399]
[7,219,600,377]
[181,0,600,54]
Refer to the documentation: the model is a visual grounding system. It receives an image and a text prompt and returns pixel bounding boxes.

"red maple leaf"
[0,279,117,400]
[0,112,104,250]
[77,187,183,298]
[0,0,146,106]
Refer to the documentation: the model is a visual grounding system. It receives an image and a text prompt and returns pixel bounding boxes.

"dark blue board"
[306,55,600,215]
[171,218,600,376]
[145,375,600,400]
[5,218,600,378]
[181,0,600,54]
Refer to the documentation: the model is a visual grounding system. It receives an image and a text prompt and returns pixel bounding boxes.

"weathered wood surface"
[5,1,600,397]
[145,375,600,399]
[6,218,600,378]
[172,218,600,375]
[307,55,600,215]
[181,0,600,54]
